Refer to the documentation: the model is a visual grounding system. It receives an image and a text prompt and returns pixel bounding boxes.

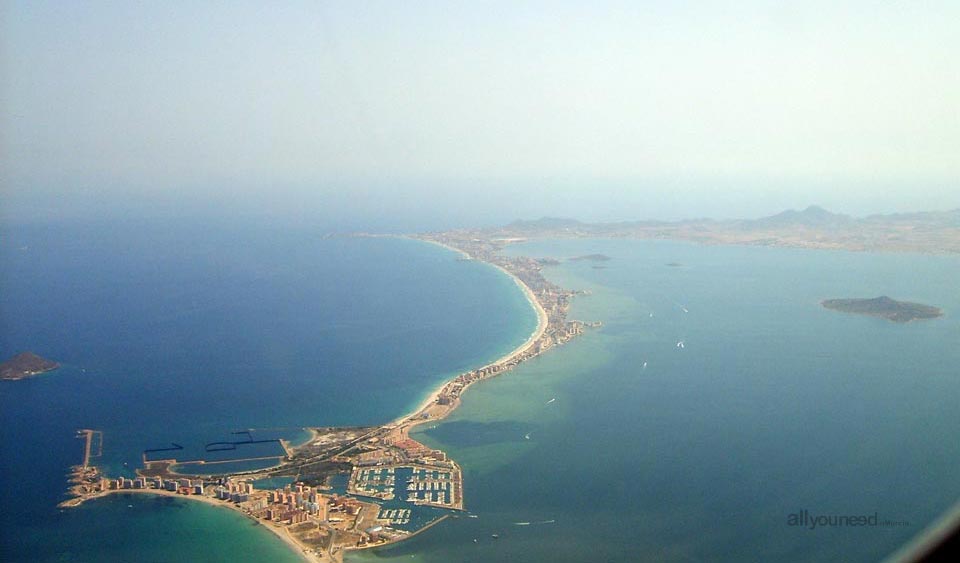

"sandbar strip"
[392,237,548,426]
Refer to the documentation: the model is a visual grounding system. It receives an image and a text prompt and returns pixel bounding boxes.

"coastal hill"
[742,205,853,230]
[490,207,960,254]
[821,296,943,323]
[0,352,60,381]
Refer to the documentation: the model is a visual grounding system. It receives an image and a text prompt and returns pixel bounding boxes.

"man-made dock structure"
[77,429,104,468]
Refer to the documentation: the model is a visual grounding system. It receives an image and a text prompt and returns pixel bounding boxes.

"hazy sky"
[2,1,958,227]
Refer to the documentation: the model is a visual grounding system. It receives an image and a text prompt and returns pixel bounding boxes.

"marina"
[349,465,460,510]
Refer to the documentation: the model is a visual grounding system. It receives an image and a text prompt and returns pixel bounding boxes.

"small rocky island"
[569,254,611,262]
[0,352,61,381]
[821,296,943,323]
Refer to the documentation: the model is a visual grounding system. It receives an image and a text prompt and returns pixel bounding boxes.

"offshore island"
[0,351,60,381]
[821,296,943,323]
[59,232,600,563]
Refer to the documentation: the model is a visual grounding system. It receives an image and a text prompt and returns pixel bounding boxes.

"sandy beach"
[392,237,549,426]
[80,488,329,563]
[67,237,551,563]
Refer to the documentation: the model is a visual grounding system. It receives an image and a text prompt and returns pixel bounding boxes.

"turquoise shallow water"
[0,219,535,562]
[356,238,960,563]
[50,494,306,563]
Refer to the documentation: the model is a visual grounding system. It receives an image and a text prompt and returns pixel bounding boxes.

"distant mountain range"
[493,207,960,253]
[743,205,853,229]
[509,206,960,230]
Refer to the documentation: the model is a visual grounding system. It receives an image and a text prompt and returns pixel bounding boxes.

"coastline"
[76,488,326,563]
[30,220,960,563]
[393,237,549,427]
[63,234,572,563]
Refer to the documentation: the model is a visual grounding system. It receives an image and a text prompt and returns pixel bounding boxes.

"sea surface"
[357,238,960,563]
[2,222,959,562]
[0,218,535,562]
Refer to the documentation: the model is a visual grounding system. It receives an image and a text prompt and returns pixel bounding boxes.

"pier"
[78,429,103,468]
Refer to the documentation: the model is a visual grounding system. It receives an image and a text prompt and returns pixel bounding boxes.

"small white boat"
[546,398,556,404]
[676,341,685,349]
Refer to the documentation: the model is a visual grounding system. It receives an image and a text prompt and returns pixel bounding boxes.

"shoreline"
[63,234,575,563]
[392,237,549,427]
[73,488,327,562]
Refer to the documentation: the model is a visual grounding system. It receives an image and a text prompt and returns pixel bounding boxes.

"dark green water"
[355,239,960,563]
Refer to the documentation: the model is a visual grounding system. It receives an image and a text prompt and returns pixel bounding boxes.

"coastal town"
[59,233,599,563]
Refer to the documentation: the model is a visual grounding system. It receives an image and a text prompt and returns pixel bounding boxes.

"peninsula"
[821,296,943,323]
[59,233,599,563]
[0,351,60,381]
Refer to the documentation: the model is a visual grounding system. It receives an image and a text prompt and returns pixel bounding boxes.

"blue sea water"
[358,238,960,563]
[0,217,535,562]
[4,220,960,563]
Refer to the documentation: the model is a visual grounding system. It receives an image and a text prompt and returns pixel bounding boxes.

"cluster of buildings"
[212,478,385,532]
[349,431,454,469]
[216,478,335,525]
[102,475,204,495]
[96,475,362,528]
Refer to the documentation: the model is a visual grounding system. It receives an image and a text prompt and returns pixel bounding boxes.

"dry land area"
[0,351,60,381]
